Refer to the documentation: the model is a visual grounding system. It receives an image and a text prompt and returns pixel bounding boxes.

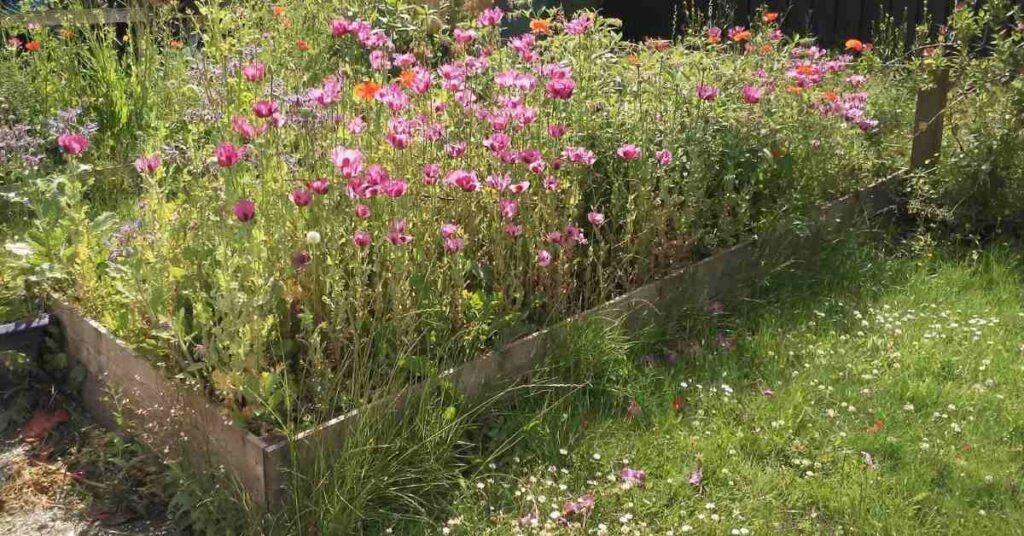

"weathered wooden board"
[49,302,277,508]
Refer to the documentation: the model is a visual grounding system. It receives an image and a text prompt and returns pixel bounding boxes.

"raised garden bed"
[47,177,901,509]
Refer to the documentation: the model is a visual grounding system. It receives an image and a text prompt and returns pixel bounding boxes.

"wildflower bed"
[1,2,917,435]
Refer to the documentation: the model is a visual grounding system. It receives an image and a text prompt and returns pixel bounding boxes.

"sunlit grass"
[438,234,1024,535]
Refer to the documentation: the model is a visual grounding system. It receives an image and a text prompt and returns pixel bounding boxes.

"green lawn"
[437,236,1024,535]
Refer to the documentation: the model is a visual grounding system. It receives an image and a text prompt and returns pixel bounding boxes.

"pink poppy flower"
[331,147,364,178]
[504,223,523,238]
[444,237,465,253]
[252,100,279,118]
[453,28,476,44]
[289,188,313,207]
[696,83,720,101]
[477,6,503,27]
[565,14,593,35]
[545,77,575,100]
[387,219,413,246]
[547,124,567,138]
[57,133,89,155]
[446,141,467,158]
[233,199,255,222]
[352,230,371,248]
[134,153,161,175]
[498,198,519,220]
[617,144,642,160]
[509,181,531,194]
[587,211,605,226]
[355,204,371,219]
[215,142,244,167]
[309,178,330,195]
[536,249,553,266]
[231,115,265,141]
[445,169,480,192]
[242,62,265,82]
[422,163,441,185]
[655,149,673,165]
[440,222,460,238]
[741,85,763,104]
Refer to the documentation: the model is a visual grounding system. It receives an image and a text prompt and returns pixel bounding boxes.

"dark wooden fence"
[603,0,1024,44]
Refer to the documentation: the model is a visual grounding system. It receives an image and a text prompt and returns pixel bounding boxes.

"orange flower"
[845,38,864,53]
[529,19,551,34]
[353,81,380,102]
[795,64,816,76]
[731,30,752,43]
[785,85,804,95]
[762,12,779,24]
[822,90,839,102]
[59,29,74,39]
[760,43,774,54]
[296,39,310,52]
[398,68,415,88]
[25,40,41,52]
[169,39,184,49]
[626,53,639,65]
[272,5,284,17]
[708,35,721,44]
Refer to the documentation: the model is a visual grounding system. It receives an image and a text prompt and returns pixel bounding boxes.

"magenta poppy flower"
[617,144,642,160]
[352,230,371,248]
[310,178,330,195]
[443,237,465,254]
[440,223,459,238]
[331,147,364,178]
[289,188,313,207]
[547,124,567,138]
[741,85,763,104]
[446,141,467,158]
[233,199,255,222]
[696,83,720,101]
[252,100,279,118]
[215,142,244,167]
[545,78,575,100]
[330,18,352,37]
[565,14,593,35]
[543,176,559,191]
[387,219,413,246]
[134,153,161,175]
[655,149,673,165]
[444,169,480,192]
[422,163,441,185]
[509,180,531,194]
[536,249,553,267]
[504,223,523,238]
[231,115,265,142]
[57,133,89,156]
[242,62,265,82]
[498,199,519,220]
[587,211,605,226]
[453,28,477,44]
[476,6,503,27]
[355,204,371,219]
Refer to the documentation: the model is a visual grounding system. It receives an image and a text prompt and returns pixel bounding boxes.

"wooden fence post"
[910,69,952,170]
